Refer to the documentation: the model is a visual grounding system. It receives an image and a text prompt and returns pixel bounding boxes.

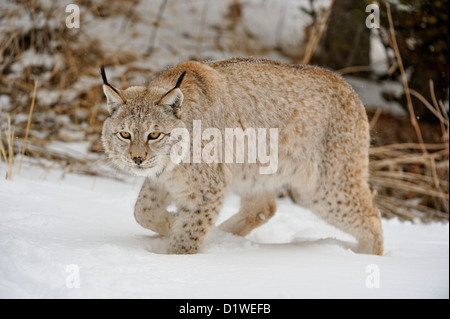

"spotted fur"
[101,57,383,255]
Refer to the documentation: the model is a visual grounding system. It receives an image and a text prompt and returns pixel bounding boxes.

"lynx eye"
[148,132,161,140]
[119,131,131,139]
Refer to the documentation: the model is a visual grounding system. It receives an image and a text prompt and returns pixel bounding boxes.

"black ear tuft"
[100,65,108,85]
[100,65,120,95]
[157,71,187,118]
[160,71,187,101]
[174,71,187,89]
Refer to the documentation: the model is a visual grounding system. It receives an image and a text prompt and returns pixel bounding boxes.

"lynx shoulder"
[101,57,383,255]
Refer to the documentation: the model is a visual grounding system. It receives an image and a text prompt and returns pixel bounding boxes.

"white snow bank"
[0,162,448,299]
[345,75,407,116]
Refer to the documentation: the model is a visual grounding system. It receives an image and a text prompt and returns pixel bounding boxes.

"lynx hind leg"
[219,192,277,236]
[134,179,175,236]
[308,182,383,256]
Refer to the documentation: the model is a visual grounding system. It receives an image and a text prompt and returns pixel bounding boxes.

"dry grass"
[17,79,38,176]
[302,0,335,64]
[366,5,449,222]
[0,115,14,180]
[0,1,115,179]
[370,142,449,221]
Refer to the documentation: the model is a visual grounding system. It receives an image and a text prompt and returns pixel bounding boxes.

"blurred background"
[0,0,448,222]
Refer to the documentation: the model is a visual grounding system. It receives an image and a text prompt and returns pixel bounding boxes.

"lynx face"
[102,101,184,177]
[101,69,187,177]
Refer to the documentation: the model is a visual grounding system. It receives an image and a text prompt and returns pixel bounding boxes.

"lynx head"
[100,66,187,177]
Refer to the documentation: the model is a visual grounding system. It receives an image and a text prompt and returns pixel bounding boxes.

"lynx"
[101,57,383,255]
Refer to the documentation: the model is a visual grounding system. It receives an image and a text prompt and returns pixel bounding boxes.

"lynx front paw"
[134,209,174,236]
[167,237,200,255]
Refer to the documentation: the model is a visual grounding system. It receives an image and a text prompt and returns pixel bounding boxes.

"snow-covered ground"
[0,162,448,299]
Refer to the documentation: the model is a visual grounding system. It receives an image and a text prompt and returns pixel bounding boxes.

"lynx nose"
[133,156,144,165]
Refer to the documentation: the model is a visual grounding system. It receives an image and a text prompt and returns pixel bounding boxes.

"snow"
[0,162,448,299]
[0,95,12,112]
[345,75,407,116]
[370,29,389,76]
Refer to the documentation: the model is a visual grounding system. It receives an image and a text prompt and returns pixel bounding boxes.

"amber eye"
[148,132,161,140]
[119,131,131,139]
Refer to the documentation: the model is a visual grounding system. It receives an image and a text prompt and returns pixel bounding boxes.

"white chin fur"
[130,167,158,177]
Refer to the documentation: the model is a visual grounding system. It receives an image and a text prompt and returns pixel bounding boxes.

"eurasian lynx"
[101,57,383,255]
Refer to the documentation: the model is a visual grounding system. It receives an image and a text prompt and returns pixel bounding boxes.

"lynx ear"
[158,71,186,118]
[103,85,126,115]
[100,66,126,115]
[159,88,184,118]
